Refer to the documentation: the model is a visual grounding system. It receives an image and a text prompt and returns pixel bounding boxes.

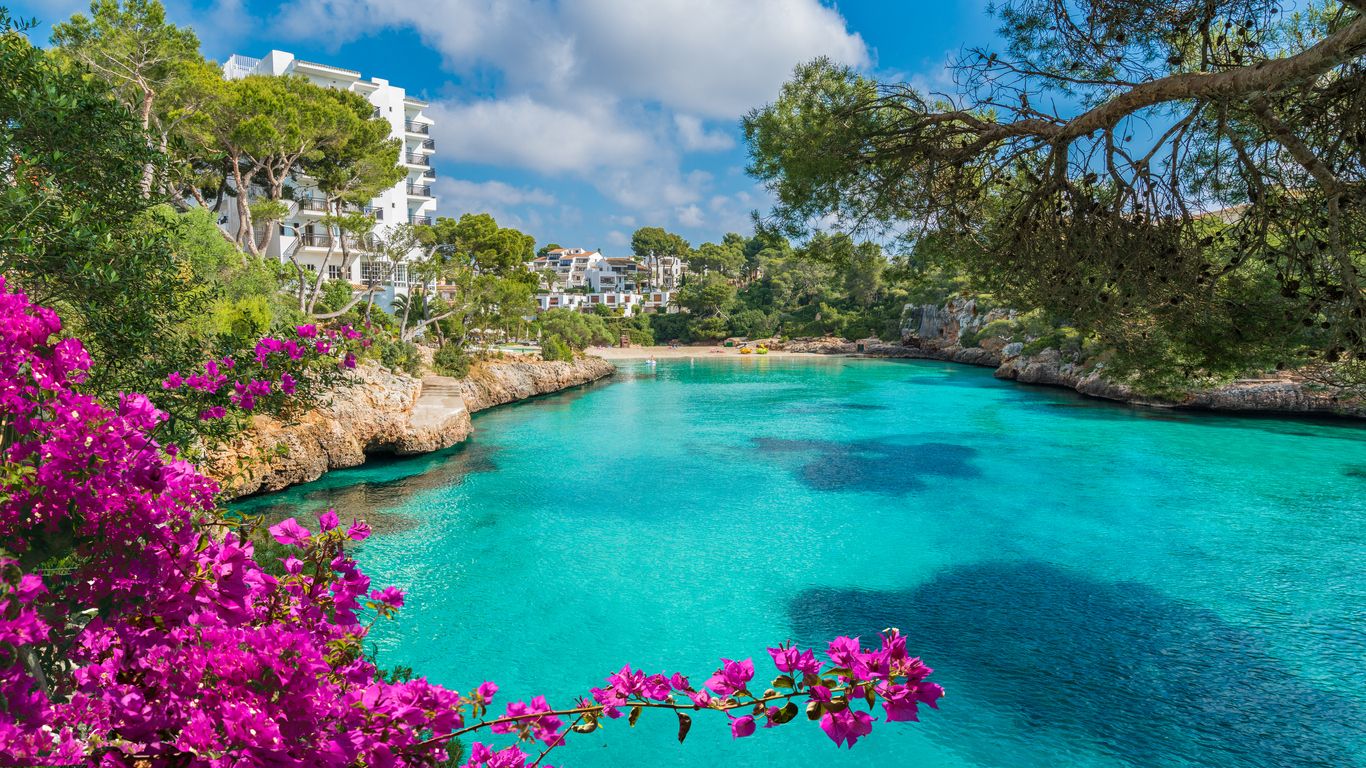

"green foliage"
[537,309,613,350]
[744,13,1366,387]
[691,240,745,277]
[419,213,536,275]
[731,309,778,339]
[1,21,211,406]
[50,0,222,202]
[379,338,423,377]
[316,280,357,314]
[688,315,732,341]
[432,343,471,378]
[607,313,655,346]
[648,312,691,344]
[630,226,690,259]
[675,273,736,318]
[1022,327,1084,357]
[541,334,573,362]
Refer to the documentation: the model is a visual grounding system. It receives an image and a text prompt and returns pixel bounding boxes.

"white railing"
[223,54,261,79]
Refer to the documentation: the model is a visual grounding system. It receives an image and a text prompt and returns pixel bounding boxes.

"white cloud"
[674,115,735,152]
[606,230,630,247]
[677,204,705,228]
[272,0,867,118]
[560,0,868,117]
[427,96,654,174]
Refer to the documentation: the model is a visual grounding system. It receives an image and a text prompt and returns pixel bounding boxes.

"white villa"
[530,247,678,316]
[220,50,437,308]
[640,254,686,291]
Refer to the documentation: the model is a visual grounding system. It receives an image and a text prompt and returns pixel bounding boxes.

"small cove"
[236,356,1366,768]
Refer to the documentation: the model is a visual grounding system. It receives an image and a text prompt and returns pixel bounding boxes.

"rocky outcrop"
[886,300,1366,418]
[455,357,615,413]
[903,298,1015,347]
[208,356,615,498]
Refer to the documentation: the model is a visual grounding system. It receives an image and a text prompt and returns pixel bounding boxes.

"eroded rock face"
[208,356,615,498]
[455,357,616,413]
[892,300,1366,419]
[905,299,1015,347]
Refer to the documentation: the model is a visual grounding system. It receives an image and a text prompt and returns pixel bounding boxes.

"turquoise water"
[237,358,1366,768]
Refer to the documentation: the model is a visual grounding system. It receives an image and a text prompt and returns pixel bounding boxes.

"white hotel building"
[221,50,437,306]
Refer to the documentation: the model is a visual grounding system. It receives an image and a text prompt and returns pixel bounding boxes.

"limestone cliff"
[208,355,615,499]
[890,301,1366,419]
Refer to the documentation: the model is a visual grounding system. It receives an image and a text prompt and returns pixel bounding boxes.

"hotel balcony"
[421,138,435,150]
[404,120,430,135]
[294,196,381,219]
[409,214,433,226]
[404,152,430,166]
[296,195,328,213]
[407,183,433,197]
[295,232,330,248]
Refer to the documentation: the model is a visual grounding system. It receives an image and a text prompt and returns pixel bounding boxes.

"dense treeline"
[575,227,919,347]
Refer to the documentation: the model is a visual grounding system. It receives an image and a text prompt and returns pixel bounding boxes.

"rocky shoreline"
[207,355,615,499]
[784,299,1365,420]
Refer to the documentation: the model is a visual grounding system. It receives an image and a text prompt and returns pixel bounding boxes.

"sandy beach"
[589,345,820,360]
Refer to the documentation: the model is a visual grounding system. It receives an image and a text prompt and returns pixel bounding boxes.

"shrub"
[688,315,732,340]
[960,317,1014,348]
[1021,327,1085,357]
[624,327,654,346]
[648,311,690,343]
[312,279,357,314]
[731,308,778,339]
[541,334,574,362]
[379,338,423,376]
[538,309,612,350]
[432,344,471,378]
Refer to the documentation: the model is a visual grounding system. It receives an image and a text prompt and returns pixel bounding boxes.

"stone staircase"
[408,376,468,433]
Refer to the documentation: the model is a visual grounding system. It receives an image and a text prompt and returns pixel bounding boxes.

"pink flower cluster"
[454,629,942,765]
[158,323,365,420]
[0,276,943,766]
[0,278,458,765]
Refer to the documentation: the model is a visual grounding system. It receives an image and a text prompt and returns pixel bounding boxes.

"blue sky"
[15,0,998,253]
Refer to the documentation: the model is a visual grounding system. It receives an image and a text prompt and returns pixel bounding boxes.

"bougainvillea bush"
[0,276,943,766]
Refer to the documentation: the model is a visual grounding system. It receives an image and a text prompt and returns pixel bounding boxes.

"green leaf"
[806,700,823,720]
[772,674,794,689]
[772,701,799,725]
[676,712,692,743]
[571,718,597,734]
[628,705,642,727]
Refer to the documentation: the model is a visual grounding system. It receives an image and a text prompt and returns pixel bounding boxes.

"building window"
[394,264,408,285]
[304,263,316,272]
[360,261,391,284]
[328,264,345,281]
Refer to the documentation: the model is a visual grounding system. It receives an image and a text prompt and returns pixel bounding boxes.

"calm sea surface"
[237,357,1366,768]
